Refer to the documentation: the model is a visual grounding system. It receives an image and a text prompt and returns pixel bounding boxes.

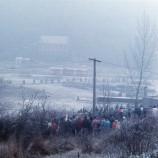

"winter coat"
[82,118,91,129]
[71,119,76,130]
[76,117,83,131]
[105,120,111,130]
[92,119,99,129]
[112,121,117,130]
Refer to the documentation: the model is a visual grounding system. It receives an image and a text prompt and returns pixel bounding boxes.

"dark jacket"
[82,118,91,129]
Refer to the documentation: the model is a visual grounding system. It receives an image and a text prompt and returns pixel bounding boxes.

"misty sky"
[0,0,158,64]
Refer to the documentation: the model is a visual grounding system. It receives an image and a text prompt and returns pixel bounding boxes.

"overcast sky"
[0,0,158,64]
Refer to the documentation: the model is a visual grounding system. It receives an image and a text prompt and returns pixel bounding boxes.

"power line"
[78,59,158,76]
[101,60,158,76]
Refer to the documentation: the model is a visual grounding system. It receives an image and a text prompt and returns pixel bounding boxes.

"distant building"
[97,96,158,107]
[39,36,69,60]
[15,57,30,64]
[49,67,89,76]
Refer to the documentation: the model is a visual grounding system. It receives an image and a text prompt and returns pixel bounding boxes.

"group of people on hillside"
[48,114,126,137]
[47,104,158,137]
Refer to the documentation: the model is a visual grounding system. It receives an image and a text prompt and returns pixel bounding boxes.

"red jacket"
[112,121,117,130]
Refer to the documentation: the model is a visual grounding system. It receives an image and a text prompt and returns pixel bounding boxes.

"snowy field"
[2,74,158,111]
[24,83,93,111]
[1,74,95,111]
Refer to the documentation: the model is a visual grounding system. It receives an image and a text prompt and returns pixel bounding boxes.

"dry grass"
[0,136,76,158]
[0,120,158,158]
[26,136,76,157]
[0,138,22,158]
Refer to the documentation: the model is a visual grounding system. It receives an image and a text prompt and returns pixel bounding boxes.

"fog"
[0,0,158,65]
[1,2,158,156]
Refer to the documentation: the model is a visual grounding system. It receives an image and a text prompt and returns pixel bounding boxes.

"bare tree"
[124,15,157,107]
[100,79,111,111]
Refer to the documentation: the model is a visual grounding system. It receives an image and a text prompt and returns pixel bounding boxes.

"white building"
[39,36,69,57]
[15,57,30,64]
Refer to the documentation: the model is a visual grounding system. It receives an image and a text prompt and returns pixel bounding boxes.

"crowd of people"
[47,104,158,137]
[1,103,155,149]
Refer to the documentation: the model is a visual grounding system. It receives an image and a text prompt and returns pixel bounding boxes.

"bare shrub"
[49,137,76,154]
[0,138,22,158]
[27,136,50,156]
[80,136,93,154]
[27,135,76,157]
[0,115,16,141]
[120,115,158,155]
[100,115,158,156]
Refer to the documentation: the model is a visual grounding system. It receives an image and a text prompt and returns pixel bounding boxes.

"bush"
[49,137,76,154]
[100,115,158,156]
[27,136,50,156]
[0,138,22,158]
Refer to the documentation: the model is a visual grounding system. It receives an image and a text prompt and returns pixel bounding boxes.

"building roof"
[39,36,69,44]
[97,96,142,104]
[49,67,88,71]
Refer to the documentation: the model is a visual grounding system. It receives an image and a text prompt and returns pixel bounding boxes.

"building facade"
[39,36,69,61]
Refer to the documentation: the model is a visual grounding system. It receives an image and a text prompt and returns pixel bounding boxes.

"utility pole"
[89,58,101,116]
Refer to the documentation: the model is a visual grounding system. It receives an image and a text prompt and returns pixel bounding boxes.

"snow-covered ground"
[24,83,93,111]
[1,74,94,111]
[2,74,158,111]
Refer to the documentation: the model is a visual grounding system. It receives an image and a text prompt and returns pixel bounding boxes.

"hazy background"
[0,0,158,66]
